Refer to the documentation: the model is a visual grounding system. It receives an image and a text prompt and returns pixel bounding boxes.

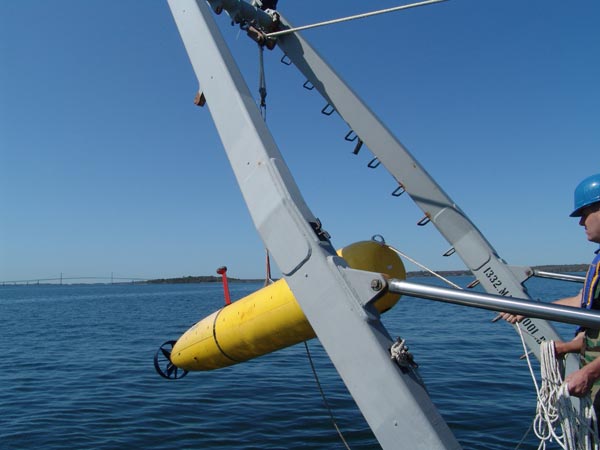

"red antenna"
[216,266,231,305]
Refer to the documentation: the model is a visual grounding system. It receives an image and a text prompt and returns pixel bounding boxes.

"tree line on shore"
[146,264,589,284]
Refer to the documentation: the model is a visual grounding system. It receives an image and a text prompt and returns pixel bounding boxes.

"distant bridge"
[1,274,150,286]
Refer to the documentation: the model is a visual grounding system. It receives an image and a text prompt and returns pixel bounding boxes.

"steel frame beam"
[168,1,461,448]
[270,11,573,366]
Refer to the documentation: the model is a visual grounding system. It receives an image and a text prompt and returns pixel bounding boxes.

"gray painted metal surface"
[167,1,461,448]
[272,12,574,365]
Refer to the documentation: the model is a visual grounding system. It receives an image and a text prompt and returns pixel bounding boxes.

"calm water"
[0,276,582,449]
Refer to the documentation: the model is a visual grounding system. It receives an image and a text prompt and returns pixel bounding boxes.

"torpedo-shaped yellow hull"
[170,240,406,371]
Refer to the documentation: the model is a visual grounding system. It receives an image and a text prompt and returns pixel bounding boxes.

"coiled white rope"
[516,325,599,450]
[387,240,598,448]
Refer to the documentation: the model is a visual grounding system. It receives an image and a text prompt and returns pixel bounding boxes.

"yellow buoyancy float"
[170,239,406,371]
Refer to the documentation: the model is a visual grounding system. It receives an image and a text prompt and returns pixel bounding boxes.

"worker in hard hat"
[553,174,600,399]
[502,174,600,404]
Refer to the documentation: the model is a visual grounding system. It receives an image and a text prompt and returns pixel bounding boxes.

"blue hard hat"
[570,174,600,217]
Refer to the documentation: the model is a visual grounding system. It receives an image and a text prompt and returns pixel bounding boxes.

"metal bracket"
[331,258,387,318]
[303,80,314,90]
[309,218,330,242]
[367,157,380,168]
[417,215,431,226]
[391,184,405,197]
[345,130,364,155]
[280,54,292,65]
[443,247,456,257]
[506,264,535,284]
[390,337,418,372]
[321,103,335,116]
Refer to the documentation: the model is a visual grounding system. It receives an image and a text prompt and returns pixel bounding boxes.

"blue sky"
[1,0,599,282]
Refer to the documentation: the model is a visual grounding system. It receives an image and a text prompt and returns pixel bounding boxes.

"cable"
[387,245,462,290]
[265,0,447,38]
[303,341,352,450]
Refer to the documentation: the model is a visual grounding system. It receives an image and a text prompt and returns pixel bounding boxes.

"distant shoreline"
[2,264,588,286]
[145,275,264,284]
[145,264,589,284]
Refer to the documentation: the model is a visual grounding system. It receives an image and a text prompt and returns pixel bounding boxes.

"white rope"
[385,242,596,448]
[386,240,596,448]
[387,245,462,290]
[516,326,599,450]
[387,240,599,448]
[264,0,447,38]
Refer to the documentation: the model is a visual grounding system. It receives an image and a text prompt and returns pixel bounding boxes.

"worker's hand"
[553,334,584,357]
[565,368,594,397]
[498,312,524,324]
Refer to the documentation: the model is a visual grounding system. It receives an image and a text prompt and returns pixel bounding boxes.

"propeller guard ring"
[154,340,189,380]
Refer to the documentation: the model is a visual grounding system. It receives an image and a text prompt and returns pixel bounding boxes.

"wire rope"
[303,341,352,450]
[387,245,462,290]
[265,0,447,38]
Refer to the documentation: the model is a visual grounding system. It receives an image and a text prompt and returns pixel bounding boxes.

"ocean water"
[0,276,583,450]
